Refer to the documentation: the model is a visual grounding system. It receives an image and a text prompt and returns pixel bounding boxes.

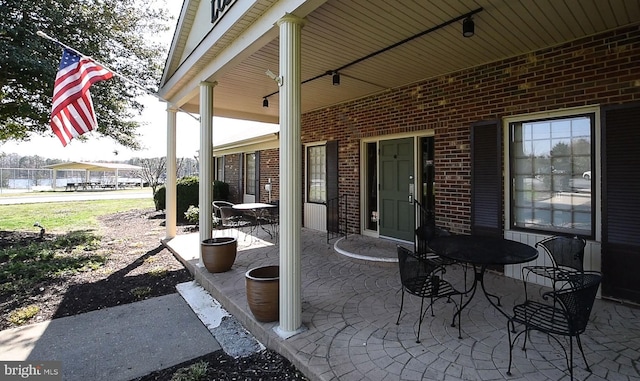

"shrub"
[153,177,231,222]
[176,176,199,221]
[153,186,166,211]
[184,205,199,224]
[213,180,230,201]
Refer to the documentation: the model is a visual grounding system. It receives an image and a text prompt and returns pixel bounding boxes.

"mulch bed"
[134,350,308,381]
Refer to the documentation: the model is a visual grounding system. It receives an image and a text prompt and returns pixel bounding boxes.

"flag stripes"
[50,49,113,146]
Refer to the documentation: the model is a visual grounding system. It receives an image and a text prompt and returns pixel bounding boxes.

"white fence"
[0,168,142,191]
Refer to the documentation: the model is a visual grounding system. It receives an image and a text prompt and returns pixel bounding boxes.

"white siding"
[304,203,326,232]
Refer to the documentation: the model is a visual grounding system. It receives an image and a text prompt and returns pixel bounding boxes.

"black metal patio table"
[232,202,277,238]
[428,234,538,337]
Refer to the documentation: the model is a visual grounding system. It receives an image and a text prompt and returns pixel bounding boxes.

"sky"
[0,1,278,162]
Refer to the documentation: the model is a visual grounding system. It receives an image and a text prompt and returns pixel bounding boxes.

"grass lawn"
[0,197,159,325]
[0,198,155,233]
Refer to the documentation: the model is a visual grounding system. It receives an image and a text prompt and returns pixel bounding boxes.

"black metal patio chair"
[218,206,255,238]
[212,200,235,226]
[262,202,279,241]
[522,235,587,293]
[413,200,453,266]
[507,271,601,381]
[396,245,464,343]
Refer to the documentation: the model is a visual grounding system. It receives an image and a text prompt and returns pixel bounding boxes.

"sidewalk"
[0,283,263,381]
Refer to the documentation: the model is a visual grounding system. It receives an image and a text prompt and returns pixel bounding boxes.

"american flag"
[50,48,113,146]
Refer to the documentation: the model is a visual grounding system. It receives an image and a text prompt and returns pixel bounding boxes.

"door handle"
[409,182,415,204]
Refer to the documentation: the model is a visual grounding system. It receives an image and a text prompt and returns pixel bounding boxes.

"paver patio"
[165,228,640,381]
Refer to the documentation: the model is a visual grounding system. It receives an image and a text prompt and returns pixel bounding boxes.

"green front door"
[379,138,414,241]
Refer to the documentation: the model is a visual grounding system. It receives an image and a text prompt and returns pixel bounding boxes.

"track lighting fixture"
[332,71,340,86]
[463,17,474,37]
[260,9,483,104]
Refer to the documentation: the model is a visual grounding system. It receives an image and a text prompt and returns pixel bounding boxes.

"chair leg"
[417,297,425,343]
[457,292,462,339]
[575,334,591,373]
[506,323,528,377]
[396,289,405,325]
[569,335,574,381]
[522,327,529,350]
[507,319,514,376]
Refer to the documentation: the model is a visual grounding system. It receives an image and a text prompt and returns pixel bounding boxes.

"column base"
[274,324,307,339]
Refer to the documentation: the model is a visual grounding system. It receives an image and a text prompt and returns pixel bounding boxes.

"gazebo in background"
[45,162,143,190]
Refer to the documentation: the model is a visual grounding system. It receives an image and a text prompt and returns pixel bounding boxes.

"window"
[510,113,593,236]
[245,153,256,195]
[215,156,224,181]
[307,145,326,203]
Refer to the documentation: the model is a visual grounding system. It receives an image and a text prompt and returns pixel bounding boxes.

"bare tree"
[177,157,186,178]
[137,157,166,195]
[177,157,198,178]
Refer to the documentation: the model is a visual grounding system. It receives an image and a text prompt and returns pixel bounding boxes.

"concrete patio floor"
[164,227,640,381]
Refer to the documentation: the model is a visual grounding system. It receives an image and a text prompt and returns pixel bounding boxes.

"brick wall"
[301,25,640,234]
[259,148,279,203]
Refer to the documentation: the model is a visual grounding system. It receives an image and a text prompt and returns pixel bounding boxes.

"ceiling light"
[262,97,269,107]
[463,17,474,38]
[332,72,340,86]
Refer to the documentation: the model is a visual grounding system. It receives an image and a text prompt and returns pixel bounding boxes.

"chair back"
[554,272,601,335]
[213,201,235,219]
[414,200,450,259]
[397,246,442,285]
[266,205,279,222]
[536,235,586,272]
[397,246,418,285]
[219,206,241,227]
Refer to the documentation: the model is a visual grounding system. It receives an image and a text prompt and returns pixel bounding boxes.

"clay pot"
[201,237,237,273]
[245,265,279,322]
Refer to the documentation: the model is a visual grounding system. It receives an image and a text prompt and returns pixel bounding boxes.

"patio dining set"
[212,200,279,241]
[396,201,600,381]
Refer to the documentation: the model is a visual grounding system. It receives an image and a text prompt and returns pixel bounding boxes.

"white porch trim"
[199,81,217,267]
[165,107,178,240]
[276,13,306,338]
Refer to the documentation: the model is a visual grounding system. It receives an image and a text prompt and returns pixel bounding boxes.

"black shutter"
[602,102,640,303]
[326,141,339,201]
[471,120,503,237]
[255,151,261,202]
[237,153,244,204]
[326,140,339,234]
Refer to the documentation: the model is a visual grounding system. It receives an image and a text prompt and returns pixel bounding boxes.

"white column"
[199,81,217,266]
[165,107,178,240]
[276,13,306,338]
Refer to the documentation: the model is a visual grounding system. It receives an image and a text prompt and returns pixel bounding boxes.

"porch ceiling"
[166,0,640,123]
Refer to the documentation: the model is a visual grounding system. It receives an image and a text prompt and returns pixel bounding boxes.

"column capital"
[199,81,218,88]
[276,13,306,27]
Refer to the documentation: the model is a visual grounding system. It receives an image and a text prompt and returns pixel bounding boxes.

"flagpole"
[37,31,200,122]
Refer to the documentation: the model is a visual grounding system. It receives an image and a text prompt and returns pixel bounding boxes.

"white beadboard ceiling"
[160,0,640,123]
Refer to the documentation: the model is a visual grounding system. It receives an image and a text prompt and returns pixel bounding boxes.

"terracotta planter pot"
[201,237,237,273]
[245,265,279,322]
